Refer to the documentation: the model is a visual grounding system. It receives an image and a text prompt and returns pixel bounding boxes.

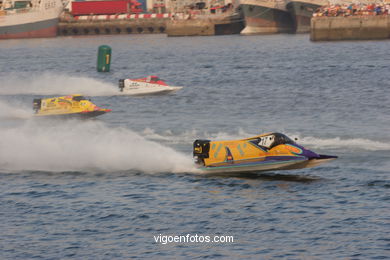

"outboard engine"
[118,79,125,92]
[33,99,41,113]
[193,139,210,165]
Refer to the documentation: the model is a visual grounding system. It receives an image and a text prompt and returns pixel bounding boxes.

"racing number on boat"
[258,135,275,148]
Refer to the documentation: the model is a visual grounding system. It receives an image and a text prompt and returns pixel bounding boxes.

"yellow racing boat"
[33,94,111,118]
[193,132,337,173]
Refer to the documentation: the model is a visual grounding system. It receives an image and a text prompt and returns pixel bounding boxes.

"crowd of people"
[313,2,390,17]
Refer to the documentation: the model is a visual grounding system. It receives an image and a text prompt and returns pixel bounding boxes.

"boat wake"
[0,120,197,173]
[0,72,119,96]
[296,135,390,151]
[141,128,390,152]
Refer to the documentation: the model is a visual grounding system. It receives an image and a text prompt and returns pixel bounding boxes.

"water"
[0,34,389,259]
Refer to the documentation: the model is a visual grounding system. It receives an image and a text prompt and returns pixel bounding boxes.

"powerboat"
[33,94,111,118]
[118,75,183,96]
[193,132,337,173]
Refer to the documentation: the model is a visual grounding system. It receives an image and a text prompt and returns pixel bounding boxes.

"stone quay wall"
[311,16,390,41]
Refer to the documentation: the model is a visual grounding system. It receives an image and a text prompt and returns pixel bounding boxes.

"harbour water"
[0,34,389,259]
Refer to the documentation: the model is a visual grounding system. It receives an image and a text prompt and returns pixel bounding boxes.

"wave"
[0,120,196,173]
[296,135,390,151]
[141,129,390,151]
[141,127,254,144]
[1,118,388,173]
[0,72,119,96]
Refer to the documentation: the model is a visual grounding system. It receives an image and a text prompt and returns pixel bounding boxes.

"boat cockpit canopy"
[72,96,89,101]
[255,133,296,149]
[147,76,160,82]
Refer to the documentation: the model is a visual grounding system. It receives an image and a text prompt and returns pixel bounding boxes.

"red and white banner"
[74,13,171,21]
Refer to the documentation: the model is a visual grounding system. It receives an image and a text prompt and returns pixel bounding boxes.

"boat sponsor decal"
[225,147,234,162]
[194,146,202,154]
[58,99,72,106]
[285,144,303,155]
[237,144,245,156]
[213,144,223,159]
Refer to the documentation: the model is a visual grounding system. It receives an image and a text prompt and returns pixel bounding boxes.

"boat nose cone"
[293,144,320,159]
[302,148,320,159]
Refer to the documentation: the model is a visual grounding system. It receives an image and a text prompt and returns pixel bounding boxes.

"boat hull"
[34,110,109,119]
[198,157,307,174]
[240,3,294,35]
[280,156,337,170]
[0,0,63,40]
[121,86,183,96]
[198,156,336,174]
[286,1,322,33]
[0,18,58,39]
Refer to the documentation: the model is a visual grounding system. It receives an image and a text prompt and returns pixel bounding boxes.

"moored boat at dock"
[286,0,325,33]
[239,0,294,35]
[0,0,63,39]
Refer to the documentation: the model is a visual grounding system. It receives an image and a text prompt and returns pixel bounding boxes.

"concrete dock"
[311,16,390,41]
[58,12,243,37]
[166,17,244,36]
[58,13,170,36]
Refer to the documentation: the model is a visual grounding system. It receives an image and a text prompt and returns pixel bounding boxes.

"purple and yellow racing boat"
[193,132,337,173]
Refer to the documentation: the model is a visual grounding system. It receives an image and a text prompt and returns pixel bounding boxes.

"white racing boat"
[118,75,183,96]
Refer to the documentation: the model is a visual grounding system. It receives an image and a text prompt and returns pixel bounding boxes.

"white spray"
[0,72,118,96]
[0,99,32,119]
[0,119,196,173]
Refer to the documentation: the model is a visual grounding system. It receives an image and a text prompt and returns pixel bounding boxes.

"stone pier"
[58,14,169,36]
[58,12,244,37]
[166,18,244,36]
[311,16,390,41]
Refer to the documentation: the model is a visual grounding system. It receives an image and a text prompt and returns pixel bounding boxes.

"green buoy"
[97,45,111,72]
